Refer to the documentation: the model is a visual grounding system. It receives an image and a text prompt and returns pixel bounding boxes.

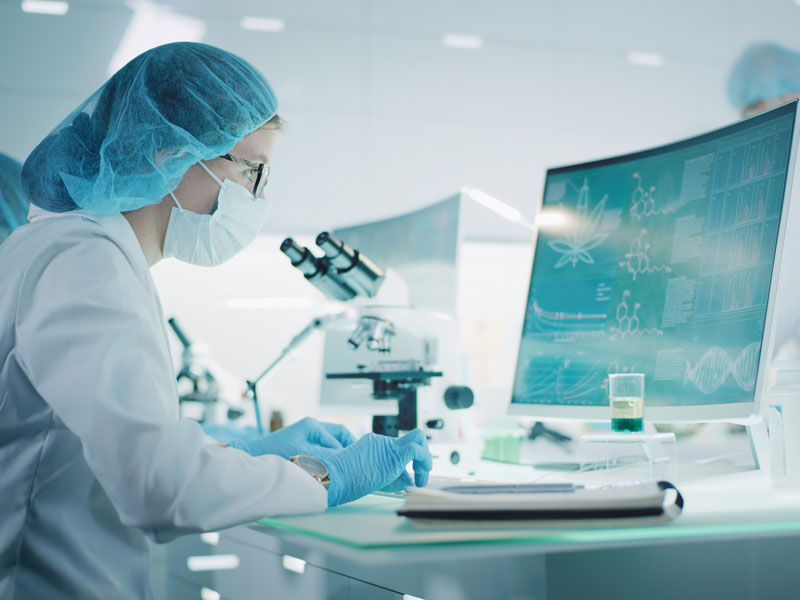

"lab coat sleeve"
[14,233,327,540]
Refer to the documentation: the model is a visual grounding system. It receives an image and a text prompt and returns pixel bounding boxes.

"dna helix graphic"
[684,342,761,394]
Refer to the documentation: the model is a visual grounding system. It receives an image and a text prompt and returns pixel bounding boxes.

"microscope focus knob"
[443,386,474,410]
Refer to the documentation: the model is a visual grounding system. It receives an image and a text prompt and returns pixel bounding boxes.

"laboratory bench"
[150,461,800,600]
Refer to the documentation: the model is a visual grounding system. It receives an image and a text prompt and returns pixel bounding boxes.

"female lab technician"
[0,42,431,599]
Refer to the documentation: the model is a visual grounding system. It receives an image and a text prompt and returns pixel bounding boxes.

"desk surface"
[255,467,800,551]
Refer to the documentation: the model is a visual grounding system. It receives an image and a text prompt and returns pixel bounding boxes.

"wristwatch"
[289,455,330,490]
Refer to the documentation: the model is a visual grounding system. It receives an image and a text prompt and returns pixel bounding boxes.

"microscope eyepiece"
[316,232,355,270]
[316,232,384,297]
[281,232,386,301]
[280,238,308,266]
[280,237,357,301]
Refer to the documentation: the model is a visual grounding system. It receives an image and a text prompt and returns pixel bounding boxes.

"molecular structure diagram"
[608,290,663,339]
[629,173,673,221]
[618,229,672,281]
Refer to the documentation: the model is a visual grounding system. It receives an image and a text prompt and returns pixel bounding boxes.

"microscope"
[275,232,479,473]
[168,317,247,424]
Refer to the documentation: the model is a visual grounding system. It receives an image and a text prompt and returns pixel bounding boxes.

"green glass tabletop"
[255,487,800,550]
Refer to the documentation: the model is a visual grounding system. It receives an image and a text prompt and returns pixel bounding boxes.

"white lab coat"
[0,208,327,599]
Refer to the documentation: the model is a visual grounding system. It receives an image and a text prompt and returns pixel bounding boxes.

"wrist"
[316,455,342,506]
[227,439,249,454]
[289,455,330,490]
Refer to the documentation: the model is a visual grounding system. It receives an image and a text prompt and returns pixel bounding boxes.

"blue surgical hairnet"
[22,42,278,214]
[727,42,800,110]
[0,153,28,242]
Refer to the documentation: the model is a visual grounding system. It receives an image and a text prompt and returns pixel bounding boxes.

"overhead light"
[442,34,484,50]
[107,0,206,76]
[241,16,285,32]
[461,185,535,230]
[627,51,664,67]
[21,0,69,15]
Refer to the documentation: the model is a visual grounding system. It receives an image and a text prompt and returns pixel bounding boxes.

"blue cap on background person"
[728,42,800,113]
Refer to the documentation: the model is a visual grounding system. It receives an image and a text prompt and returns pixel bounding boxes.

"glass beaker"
[608,373,645,433]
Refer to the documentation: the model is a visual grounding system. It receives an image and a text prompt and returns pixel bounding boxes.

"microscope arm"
[248,310,355,389]
[245,309,355,434]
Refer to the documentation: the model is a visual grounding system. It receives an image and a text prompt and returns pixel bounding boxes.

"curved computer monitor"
[509,101,800,423]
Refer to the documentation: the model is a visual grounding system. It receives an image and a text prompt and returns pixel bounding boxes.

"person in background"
[728,42,800,118]
[0,153,28,243]
[0,42,431,600]
[728,42,800,360]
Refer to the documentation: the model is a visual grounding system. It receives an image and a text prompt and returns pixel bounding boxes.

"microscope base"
[372,394,418,436]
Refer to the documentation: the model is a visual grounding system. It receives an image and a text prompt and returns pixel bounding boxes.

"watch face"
[294,455,328,478]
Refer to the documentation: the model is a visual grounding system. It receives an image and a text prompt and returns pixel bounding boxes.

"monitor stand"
[675,419,771,480]
[529,420,770,476]
[652,419,770,473]
[746,419,770,472]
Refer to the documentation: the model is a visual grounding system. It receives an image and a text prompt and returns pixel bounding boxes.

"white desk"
[153,465,800,600]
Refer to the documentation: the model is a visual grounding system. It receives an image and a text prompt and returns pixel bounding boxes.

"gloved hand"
[228,417,356,459]
[319,428,433,507]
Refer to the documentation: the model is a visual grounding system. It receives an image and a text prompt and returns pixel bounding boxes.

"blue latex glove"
[319,429,433,507]
[228,417,356,459]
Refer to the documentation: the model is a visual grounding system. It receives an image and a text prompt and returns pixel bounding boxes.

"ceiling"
[1,0,797,239]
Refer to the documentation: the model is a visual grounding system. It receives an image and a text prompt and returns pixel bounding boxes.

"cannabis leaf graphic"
[547,178,608,268]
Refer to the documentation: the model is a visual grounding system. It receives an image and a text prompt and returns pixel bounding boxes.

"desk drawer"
[164,532,355,599]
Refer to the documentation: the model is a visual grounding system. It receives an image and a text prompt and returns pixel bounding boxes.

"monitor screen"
[510,102,798,421]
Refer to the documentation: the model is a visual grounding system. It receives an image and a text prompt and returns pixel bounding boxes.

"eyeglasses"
[220,153,270,198]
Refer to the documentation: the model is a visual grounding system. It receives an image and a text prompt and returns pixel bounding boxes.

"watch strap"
[289,455,331,490]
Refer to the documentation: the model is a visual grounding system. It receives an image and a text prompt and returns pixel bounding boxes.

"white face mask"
[163,161,270,267]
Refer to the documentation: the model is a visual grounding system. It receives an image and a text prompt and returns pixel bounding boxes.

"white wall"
[151,235,532,429]
[2,0,799,240]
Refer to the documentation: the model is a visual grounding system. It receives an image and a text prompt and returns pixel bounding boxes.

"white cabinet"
[153,531,402,600]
